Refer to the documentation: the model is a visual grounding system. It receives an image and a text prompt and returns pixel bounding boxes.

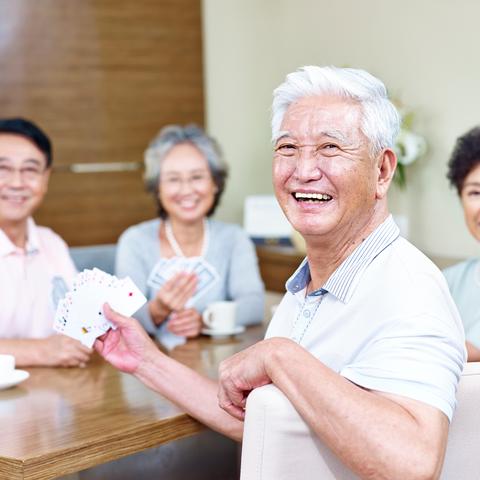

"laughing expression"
[0,134,50,228]
[158,143,217,224]
[273,95,380,242]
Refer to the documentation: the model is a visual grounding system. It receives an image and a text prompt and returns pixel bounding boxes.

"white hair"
[271,66,400,155]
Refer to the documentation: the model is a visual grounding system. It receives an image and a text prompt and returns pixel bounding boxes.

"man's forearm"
[266,340,448,480]
[136,352,244,441]
[0,338,46,367]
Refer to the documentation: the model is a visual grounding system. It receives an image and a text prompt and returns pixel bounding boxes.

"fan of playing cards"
[147,256,219,305]
[53,268,147,348]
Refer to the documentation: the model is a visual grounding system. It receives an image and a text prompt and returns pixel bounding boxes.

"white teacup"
[203,301,236,332]
[0,354,15,377]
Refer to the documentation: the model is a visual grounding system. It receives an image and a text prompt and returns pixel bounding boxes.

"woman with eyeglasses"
[0,118,92,367]
[115,124,264,345]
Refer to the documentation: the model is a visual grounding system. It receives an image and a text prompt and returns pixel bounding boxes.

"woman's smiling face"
[158,143,216,224]
[461,162,480,241]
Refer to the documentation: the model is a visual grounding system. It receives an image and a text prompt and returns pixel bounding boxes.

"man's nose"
[294,148,322,181]
[6,169,25,187]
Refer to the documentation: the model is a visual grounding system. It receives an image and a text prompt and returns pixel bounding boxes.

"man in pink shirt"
[0,118,92,367]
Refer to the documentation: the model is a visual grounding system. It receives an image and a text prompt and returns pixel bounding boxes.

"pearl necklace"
[164,218,209,258]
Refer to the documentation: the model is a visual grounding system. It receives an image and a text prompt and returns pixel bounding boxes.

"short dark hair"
[447,126,480,195]
[0,117,52,168]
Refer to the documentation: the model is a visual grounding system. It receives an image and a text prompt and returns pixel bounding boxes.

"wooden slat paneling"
[0,0,204,245]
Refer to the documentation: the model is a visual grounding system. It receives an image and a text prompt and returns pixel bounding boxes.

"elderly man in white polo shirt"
[96,66,465,479]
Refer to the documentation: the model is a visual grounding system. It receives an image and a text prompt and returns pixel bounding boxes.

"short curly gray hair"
[144,124,228,218]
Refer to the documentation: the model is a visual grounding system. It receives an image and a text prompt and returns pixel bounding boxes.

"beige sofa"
[240,362,480,479]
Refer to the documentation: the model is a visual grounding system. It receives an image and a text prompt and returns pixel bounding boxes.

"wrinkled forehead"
[0,133,48,167]
[276,95,365,144]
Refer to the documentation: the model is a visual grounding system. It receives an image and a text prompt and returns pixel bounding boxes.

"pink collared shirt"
[0,218,76,338]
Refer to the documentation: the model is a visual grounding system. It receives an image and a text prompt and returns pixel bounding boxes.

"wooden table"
[0,326,265,480]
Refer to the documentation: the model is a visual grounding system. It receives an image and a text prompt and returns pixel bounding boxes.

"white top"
[266,216,466,421]
[443,258,480,348]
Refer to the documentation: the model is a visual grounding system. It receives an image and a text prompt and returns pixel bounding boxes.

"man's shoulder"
[35,224,69,250]
[379,237,442,278]
[353,237,452,313]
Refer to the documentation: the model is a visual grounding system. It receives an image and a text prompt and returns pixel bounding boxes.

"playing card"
[53,268,147,348]
[188,258,219,304]
[147,256,219,306]
[108,277,148,316]
[147,257,194,290]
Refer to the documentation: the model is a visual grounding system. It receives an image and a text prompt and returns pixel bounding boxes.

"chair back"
[240,362,480,480]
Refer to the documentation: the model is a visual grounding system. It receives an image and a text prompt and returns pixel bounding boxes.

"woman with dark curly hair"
[444,126,480,361]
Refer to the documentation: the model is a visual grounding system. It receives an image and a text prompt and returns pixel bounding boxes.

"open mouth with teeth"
[293,192,332,202]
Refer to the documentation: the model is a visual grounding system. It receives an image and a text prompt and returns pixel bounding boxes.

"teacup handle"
[202,307,215,328]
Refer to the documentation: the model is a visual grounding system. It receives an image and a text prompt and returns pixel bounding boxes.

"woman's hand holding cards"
[168,308,202,338]
[149,272,197,325]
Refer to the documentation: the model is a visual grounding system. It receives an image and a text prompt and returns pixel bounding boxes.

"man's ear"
[42,167,52,193]
[375,148,397,199]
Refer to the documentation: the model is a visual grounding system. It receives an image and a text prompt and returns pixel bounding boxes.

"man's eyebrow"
[272,131,290,144]
[0,157,43,165]
[272,129,349,144]
[320,129,349,143]
[22,158,43,166]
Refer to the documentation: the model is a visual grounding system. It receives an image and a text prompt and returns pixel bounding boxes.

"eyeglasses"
[0,164,47,183]
[160,173,212,190]
[274,143,340,160]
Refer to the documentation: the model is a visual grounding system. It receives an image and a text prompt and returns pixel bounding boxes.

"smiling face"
[273,94,390,245]
[0,133,50,229]
[460,162,480,241]
[158,143,217,224]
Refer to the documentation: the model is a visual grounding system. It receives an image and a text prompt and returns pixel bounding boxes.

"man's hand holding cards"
[53,268,147,348]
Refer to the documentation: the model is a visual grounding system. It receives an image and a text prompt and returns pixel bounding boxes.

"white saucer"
[201,326,246,337]
[0,370,30,390]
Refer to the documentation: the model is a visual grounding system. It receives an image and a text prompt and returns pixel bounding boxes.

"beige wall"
[203,0,480,258]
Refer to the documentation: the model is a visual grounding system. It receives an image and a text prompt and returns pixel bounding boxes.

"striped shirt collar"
[286,215,400,303]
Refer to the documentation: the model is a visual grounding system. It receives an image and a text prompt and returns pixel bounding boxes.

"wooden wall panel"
[0,0,204,245]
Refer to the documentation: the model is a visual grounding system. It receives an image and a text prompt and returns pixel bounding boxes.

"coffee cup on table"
[0,354,15,378]
[202,301,236,332]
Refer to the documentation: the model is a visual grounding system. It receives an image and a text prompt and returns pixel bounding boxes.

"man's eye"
[467,190,480,197]
[276,144,297,155]
[0,165,10,171]
[23,167,40,174]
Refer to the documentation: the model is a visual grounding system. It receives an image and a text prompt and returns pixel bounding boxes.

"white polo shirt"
[266,216,466,421]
